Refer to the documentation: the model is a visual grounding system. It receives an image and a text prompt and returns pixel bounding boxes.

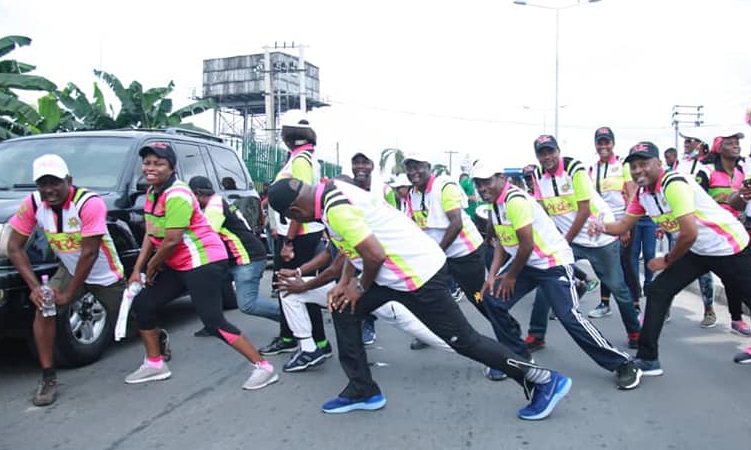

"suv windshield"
[0,136,132,191]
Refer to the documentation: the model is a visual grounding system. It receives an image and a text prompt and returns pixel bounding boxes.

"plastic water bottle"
[126,281,143,299]
[40,275,56,318]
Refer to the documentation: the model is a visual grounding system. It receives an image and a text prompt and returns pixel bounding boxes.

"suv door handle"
[228,194,240,199]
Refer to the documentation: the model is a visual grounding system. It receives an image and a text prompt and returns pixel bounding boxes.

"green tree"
[379,147,405,177]
[0,35,58,140]
[432,163,449,176]
[92,70,215,130]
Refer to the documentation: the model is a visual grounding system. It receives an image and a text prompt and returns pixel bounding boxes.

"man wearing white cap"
[402,152,498,359]
[262,109,332,359]
[472,161,641,390]
[7,154,128,406]
[390,173,411,213]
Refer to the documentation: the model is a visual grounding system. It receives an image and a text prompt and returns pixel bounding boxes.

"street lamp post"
[513,0,601,139]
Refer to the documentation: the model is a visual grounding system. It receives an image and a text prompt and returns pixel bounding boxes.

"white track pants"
[280,278,452,352]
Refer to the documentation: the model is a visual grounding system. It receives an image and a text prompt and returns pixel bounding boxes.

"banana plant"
[0,35,58,140]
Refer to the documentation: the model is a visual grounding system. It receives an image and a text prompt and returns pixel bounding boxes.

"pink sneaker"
[731,320,751,337]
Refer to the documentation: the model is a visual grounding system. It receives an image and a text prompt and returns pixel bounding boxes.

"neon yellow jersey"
[315,180,446,291]
[407,175,483,258]
[590,155,630,219]
[272,144,325,236]
[533,157,616,248]
[491,182,573,270]
[626,170,748,256]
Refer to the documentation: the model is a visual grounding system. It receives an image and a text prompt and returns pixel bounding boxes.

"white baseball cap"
[402,151,431,167]
[471,159,501,180]
[678,129,705,143]
[33,154,69,182]
[390,173,411,188]
[280,109,312,129]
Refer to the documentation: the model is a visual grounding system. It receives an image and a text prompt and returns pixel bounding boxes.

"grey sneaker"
[32,376,57,406]
[700,310,717,328]
[588,302,612,318]
[633,358,663,376]
[125,361,171,384]
[242,365,279,390]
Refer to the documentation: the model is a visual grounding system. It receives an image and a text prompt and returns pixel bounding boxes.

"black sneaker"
[32,376,57,407]
[193,327,213,337]
[259,337,298,356]
[321,342,334,358]
[615,360,642,390]
[159,328,172,362]
[283,347,327,372]
[524,335,545,353]
[575,281,587,299]
[410,338,429,350]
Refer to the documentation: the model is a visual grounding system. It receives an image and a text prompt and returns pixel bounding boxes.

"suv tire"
[54,292,115,366]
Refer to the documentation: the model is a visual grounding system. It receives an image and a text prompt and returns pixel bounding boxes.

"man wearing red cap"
[591,141,751,374]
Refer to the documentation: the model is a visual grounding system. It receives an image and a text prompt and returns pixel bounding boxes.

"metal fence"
[243,140,341,191]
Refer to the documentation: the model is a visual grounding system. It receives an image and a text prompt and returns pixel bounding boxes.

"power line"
[325,99,686,131]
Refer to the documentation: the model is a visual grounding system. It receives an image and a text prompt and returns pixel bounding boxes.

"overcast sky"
[2,0,750,177]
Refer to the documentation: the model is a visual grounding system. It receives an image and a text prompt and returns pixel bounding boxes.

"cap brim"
[535,143,557,152]
[624,153,657,164]
[351,152,372,162]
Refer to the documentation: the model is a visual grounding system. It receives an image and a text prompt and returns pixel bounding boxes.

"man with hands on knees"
[472,161,641,391]
[7,154,128,407]
[590,141,751,374]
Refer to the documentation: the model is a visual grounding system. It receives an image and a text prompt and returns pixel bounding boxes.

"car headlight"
[0,224,11,259]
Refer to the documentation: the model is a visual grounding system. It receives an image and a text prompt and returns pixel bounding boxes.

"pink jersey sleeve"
[625,194,646,216]
[532,177,542,200]
[8,195,38,236]
[79,195,108,236]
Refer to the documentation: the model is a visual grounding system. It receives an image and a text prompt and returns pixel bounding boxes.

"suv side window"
[174,142,209,181]
[208,145,249,190]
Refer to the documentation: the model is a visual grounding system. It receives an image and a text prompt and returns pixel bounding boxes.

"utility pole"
[671,105,704,149]
[445,150,459,175]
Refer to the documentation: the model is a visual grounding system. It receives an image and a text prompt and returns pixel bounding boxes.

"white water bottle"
[126,281,143,299]
[40,275,56,317]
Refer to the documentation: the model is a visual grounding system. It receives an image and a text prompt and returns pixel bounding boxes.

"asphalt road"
[2,268,750,450]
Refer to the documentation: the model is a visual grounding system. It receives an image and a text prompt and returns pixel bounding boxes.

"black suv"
[0,129,261,366]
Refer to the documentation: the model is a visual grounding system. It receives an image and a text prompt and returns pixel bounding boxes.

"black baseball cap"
[534,135,559,152]
[188,175,215,195]
[624,141,660,163]
[594,126,615,143]
[351,152,372,162]
[139,142,177,168]
[268,178,304,215]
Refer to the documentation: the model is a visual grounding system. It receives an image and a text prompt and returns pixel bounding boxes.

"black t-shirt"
[221,199,267,262]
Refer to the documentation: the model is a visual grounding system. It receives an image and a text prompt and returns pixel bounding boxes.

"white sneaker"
[242,365,279,390]
[125,361,171,384]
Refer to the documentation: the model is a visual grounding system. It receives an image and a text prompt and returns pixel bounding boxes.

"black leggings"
[132,260,241,342]
[277,231,327,342]
[332,265,532,399]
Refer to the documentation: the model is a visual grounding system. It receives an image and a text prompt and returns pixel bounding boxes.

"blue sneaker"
[362,318,376,345]
[321,394,387,413]
[633,358,663,376]
[283,347,327,372]
[517,371,572,421]
[483,366,508,381]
